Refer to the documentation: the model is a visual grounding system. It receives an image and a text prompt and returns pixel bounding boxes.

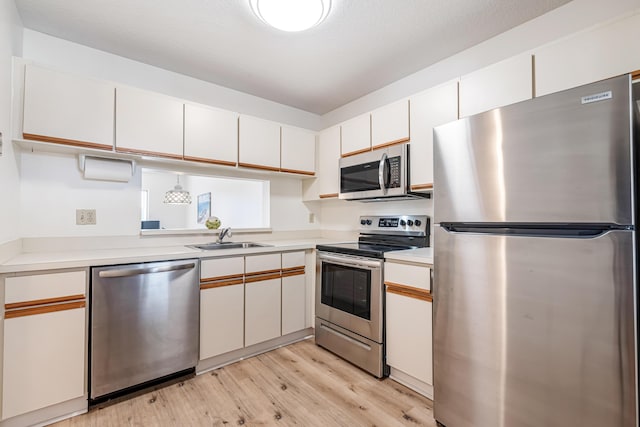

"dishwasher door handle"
[98,262,196,278]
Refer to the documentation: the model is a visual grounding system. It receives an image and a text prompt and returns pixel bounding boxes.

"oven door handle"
[318,253,383,269]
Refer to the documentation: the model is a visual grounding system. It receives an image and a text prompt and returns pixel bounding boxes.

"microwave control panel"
[388,156,401,188]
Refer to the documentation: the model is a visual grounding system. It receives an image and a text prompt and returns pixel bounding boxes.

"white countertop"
[385,247,433,265]
[0,238,341,274]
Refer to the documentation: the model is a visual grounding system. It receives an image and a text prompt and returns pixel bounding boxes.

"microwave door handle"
[378,153,388,194]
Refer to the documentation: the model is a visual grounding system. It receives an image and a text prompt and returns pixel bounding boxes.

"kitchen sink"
[187,242,271,251]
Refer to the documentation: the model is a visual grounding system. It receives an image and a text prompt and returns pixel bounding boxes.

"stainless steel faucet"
[217,227,232,243]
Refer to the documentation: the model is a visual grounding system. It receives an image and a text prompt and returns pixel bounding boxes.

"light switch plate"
[76,209,97,225]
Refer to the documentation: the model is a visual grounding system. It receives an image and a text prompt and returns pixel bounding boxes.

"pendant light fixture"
[250,0,331,32]
[163,175,192,205]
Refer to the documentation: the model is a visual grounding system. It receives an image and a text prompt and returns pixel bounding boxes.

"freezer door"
[433,227,636,427]
[433,75,633,225]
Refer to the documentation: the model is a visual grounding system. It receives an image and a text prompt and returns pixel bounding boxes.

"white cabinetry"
[115,86,184,158]
[184,103,238,166]
[313,126,341,199]
[2,271,87,420]
[384,260,433,398]
[200,257,245,360]
[535,13,640,97]
[341,113,371,157]
[371,99,410,150]
[23,64,115,150]
[238,115,281,171]
[281,126,316,175]
[281,251,306,335]
[409,80,458,191]
[245,253,282,346]
[459,53,533,118]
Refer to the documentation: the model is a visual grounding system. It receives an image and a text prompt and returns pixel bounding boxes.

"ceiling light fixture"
[249,0,331,32]
[163,175,192,205]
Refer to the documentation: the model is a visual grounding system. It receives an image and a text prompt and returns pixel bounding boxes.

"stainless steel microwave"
[338,143,429,201]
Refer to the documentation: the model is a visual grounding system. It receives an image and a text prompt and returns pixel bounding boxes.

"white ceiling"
[14,0,572,115]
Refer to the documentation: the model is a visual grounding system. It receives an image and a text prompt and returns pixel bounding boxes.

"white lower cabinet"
[245,278,282,346]
[281,251,306,335]
[384,260,433,398]
[2,270,87,420]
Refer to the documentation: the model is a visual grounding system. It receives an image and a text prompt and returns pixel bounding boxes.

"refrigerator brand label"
[581,91,612,104]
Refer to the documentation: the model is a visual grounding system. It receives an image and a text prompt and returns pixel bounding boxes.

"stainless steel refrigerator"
[432,74,639,427]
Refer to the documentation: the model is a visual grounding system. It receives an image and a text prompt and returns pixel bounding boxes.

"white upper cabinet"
[535,13,640,97]
[238,115,281,171]
[459,53,533,118]
[317,126,341,198]
[409,80,458,191]
[281,126,316,175]
[371,99,410,149]
[115,86,184,158]
[340,113,371,157]
[184,103,238,166]
[23,64,115,150]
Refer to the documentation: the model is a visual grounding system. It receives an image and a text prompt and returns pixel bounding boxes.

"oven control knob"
[400,220,406,226]
[407,220,414,226]
[360,219,367,226]
[415,219,422,227]
[366,219,372,225]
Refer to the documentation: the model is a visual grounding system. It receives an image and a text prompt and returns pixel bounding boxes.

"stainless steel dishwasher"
[90,259,199,402]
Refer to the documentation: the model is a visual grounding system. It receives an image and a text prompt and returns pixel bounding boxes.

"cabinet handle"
[5,301,86,319]
[200,278,244,290]
[5,294,85,310]
[385,283,432,302]
[245,273,282,284]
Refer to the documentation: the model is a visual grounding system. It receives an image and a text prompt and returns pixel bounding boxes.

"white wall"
[21,29,322,131]
[19,151,141,238]
[321,0,640,127]
[0,1,23,244]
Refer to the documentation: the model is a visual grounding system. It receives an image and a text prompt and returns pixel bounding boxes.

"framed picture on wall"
[197,192,211,224]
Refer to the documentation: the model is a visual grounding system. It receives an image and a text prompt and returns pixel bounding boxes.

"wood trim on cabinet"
[5,301,86,319]
[282,266,305,273]
[410,183,433,191]
[341,147,371,158]
[245,269,281,278]
[5,294,86,310]
[23,133,113,151]
[386,283,432,302]
[372,137,410,150]
[319,193,338,199]
[238,162,280,172]
[183,155,237,167]
[200,278,244,290]
[201,273,244,284]
[116,146,183,160]
[282,267,305,278]
[280,168,315,176]
[632,70,640,81]
[245,273,282,284]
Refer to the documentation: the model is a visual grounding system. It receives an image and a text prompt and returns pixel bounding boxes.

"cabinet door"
[282,251,306,335]
[535,13,640,97]
[281,126,316,175]
[317,126,341,198]
[245,278,281,346]
[184,103,238,167]
[115,86,184,158]
[371,99,409,149]
[386,291,433,385]
[23,64,115,150]
[409,80,458,191]
[459,53,533,118]
[238,115,281,171]
[341,113,371,157]
[200,284,244,360]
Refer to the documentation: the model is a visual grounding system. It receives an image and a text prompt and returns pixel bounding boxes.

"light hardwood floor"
[55,338,437,426]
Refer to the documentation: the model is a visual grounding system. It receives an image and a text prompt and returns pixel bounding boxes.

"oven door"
[316,251,383,343]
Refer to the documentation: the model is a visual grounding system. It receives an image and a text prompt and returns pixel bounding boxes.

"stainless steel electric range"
[315,215,430,377]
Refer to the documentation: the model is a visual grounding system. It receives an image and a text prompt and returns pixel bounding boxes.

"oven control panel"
[359,215,429,235]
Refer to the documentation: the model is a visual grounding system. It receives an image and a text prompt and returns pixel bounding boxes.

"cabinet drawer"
[201,257,244,281]
[245,253,281,274]
[282,251,305,269]
[384,262,431,291]
[4,271,86,305]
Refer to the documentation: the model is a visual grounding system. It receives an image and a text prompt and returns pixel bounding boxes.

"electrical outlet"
[76,209,97,225]
[0,131,3,157]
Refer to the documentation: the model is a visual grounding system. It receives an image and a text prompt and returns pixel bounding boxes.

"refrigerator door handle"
[440,223,630,238]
